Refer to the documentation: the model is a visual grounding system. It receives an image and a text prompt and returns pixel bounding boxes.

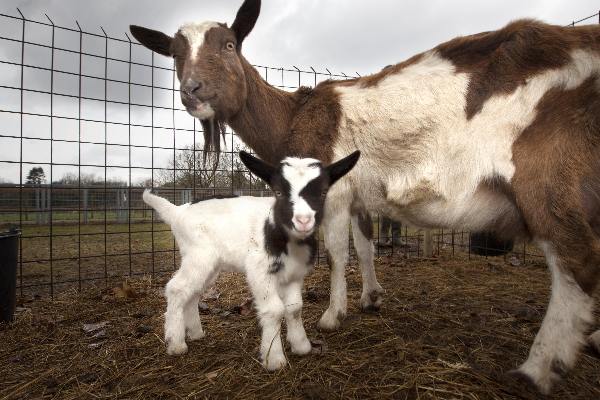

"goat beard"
[200,118,227,174]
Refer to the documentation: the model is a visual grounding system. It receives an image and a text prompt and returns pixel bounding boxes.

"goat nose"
[295,215,311,225]
[182,79,202,96]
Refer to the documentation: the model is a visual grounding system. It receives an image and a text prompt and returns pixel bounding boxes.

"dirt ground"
[1,254,599,399]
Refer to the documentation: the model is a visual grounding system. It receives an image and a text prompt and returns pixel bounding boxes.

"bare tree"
[157,143,265,191]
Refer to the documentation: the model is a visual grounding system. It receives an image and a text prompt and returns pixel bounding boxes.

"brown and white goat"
[131,0,600,393]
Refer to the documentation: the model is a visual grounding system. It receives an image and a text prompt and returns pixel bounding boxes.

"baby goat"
[143,150,360,370]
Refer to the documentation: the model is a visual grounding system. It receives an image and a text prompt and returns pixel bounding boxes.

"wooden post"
[82,188,88,224]
[423,229,433,257]
[116,189,128,223]
[44,187,50,225]
[35,187,41,225]
[181,189,191,204]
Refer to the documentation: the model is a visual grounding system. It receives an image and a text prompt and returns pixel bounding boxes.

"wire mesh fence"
[1,9,596,297]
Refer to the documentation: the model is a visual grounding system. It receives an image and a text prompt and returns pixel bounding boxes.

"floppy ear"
[230,0,261,48]
[239,151,276,185]
[130,25,173,57]
[325,151,361,185]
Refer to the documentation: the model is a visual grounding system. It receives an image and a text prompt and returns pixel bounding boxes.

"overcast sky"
[0,0,598,184]
[6,0,599,73]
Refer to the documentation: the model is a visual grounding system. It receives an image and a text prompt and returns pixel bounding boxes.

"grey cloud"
[0,0,598,183]
[9,0,599,75]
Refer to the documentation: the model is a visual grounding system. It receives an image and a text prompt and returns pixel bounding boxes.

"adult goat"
[131,1,600,393]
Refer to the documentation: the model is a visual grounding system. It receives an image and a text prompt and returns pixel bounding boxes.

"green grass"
[14,221,178,295]
[9,217,545,297]
[0,210,154,224]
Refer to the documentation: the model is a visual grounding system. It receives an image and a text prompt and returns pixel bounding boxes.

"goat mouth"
[293,226,314,236]
[181,94,217,116]
[184,101,216,120]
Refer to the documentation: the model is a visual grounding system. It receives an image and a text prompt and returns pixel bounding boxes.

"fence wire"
[1,9,595,297]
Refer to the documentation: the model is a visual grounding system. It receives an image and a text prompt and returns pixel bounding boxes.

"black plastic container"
[469,231,514,257]
[0,228,20,322]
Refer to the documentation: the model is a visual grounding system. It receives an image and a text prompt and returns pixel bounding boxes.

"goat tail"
[143,189,178,225]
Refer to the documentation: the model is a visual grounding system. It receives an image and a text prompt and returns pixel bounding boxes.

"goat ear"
[130,25,173,57]
[231,0,261,48]
[325,151,361,185]
[239,151,276,185]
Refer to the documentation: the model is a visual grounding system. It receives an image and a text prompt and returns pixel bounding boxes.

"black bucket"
[0,228,20,323]
[469,231,514,257]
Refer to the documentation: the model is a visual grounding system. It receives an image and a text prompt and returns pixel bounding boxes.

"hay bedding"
[0,255,599,399]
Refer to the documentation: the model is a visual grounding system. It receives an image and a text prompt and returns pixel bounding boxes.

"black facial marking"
[191,194,238,204]
[299,174,328,226]
[269,166,294,230]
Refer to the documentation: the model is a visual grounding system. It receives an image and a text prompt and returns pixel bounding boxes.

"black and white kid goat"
[143,150,360,370]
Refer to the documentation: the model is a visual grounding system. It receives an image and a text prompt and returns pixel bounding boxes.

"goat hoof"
[587,330,600,356]
[262,354,287,371]
[504,369,549,397]
[166,341,188,356]
[291,338,312,355]
[317,309,345,331]
[360,288,384,312]
[186,329,205,341]
[361,304,380,313]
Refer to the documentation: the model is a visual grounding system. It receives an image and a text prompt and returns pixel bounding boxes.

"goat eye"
[226,42,235,51]
[321,190,328,197]
[275,190,282,197]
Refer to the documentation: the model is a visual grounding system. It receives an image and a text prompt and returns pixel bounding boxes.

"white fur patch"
[281,157,322,233]
[179,21,220,61]
[317,188,353,330]
[517,241,594,394]
[334,50,600,231]
[144,192,316,370]
[187,102,215,120]
[350,214,384,310]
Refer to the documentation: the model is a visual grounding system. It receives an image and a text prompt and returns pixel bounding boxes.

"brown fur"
[511,75,600,294]
[227,57,298,164]
[286,81,348,163]
[436,20,600,119]
[223,57,353,165]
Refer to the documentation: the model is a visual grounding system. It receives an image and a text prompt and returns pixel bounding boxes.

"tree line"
[20,143,266,190]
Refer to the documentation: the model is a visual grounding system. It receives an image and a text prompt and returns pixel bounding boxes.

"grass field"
[6,216,546,298]
[14,221,178,296]
[0,209,153,224]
